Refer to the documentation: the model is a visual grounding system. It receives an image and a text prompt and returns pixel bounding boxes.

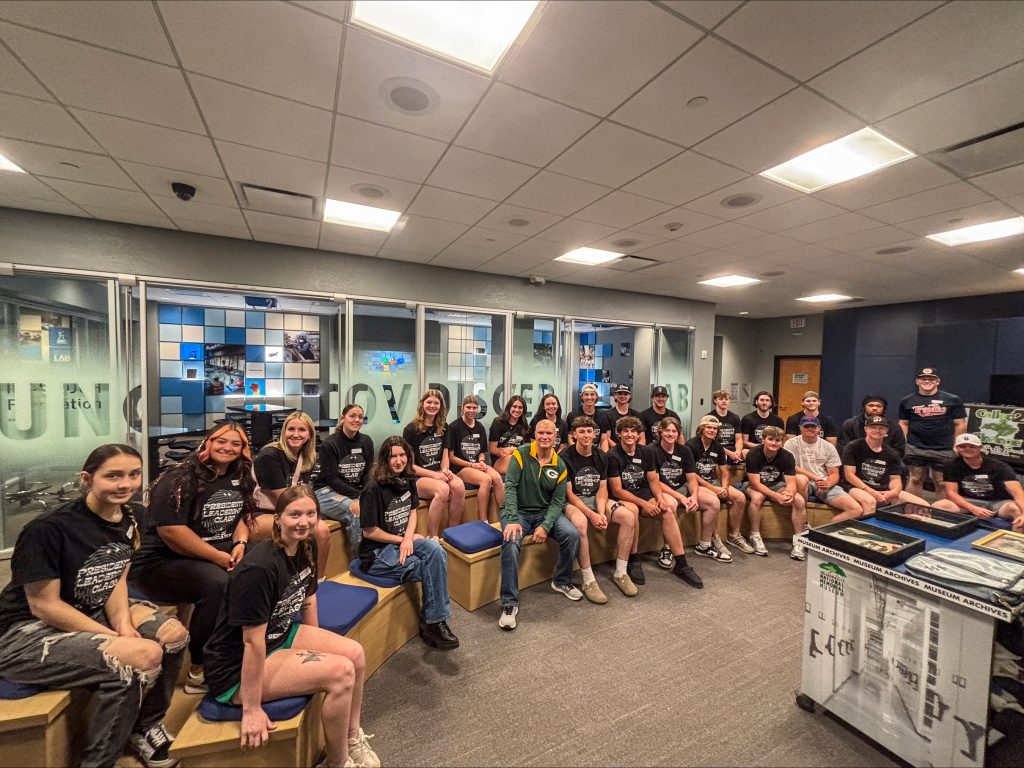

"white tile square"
[181,325,204,343]
[0,41,53,100]
[860,182,993,225]
[159,342,180,360]
[331,115,446,184]
[246,363,265,377]
[285,363,303,378]
[406,187,496,226]
[473,205,563,237]
[624,152,748,206]
[325,166,419,211]
[285,314,304,329]
[813,157,957,210]
[0,140,137,189]
[575,191,671,230]
[0,92,103,151]
[302,363,320,378]
[217,141,327,198]
[245,329,265,345]
[159,360,182,377]
[264,314,284,330]
[506,172,611,217]
[159,324,182,342]
[549,122,679,189]
[225,310,244,327]
[264,379,284,396]
[427,147,536,202]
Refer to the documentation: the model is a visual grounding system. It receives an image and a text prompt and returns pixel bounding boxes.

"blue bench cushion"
[444,520,503,554]
[301,580,377,635]
[349,558,402,588]
[463,483,479,492]
[0,677,45,700]
[198,693,311,722]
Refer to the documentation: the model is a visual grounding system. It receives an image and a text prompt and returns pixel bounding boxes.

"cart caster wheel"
[795,693,816,713]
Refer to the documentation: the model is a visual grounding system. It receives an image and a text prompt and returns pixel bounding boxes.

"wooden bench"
[744,501,834,540]
[0,689,84,768]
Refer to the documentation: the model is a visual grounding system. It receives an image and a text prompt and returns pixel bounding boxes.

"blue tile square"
[265,329,284,346]
[587,370,597,382]
[284,379,302,395]
[542,332,552,344]
[181,381,205,413]
[245,346,265,363]
[205,326,225,344]
[533,331,543,344]
[183,414,206,431]
[265,363,283,378]
[205,308,226,326]
[582,332,596,345]
[158,305,182,324]
[161,396,182,414]
[182,307,205,326]
[206,395,225,412]
[473,326,487,341]
[160,378,183,396]
[180,343,203,362]
[225,327,246,345]
[245,311,265,328]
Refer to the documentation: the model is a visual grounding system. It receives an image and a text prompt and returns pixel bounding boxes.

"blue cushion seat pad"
[443,520,503,554]
[348,557,402,588]
[301,580,377,635]
[0,677,46,699]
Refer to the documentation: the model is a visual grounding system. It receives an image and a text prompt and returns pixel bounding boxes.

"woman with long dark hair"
[130,421,257,695]
[488,395,531,475]
[0,445,187,768]
[315,403,373,557]
[403,389,465,537]
[529,393,569,451]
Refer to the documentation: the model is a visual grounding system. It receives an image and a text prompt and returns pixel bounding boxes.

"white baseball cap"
[954,433,982,447]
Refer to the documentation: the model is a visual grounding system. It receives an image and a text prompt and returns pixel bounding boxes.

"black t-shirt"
[741,411,785,445]
[254,445,313,490]
[943,455,1016,500]
[708,410,742,450]
[561,445,608,499]
[529,413,568,451]
[784,411,839,439]
[650,442,697,491]
[639,407,681,445]
[489,418,529,451]
[898,390,967,450]
[566,408,605,448]
[358,478,418,563]
[203,540,318,698]
[0,498,136,635]
[745,445,797,486]
[315,430,374,496]
[684,436,726,483]
[135,472,245,569]
[841,439,901,491]
[600,407,641,446]
[607,444,655,494]
[402,422,446,472]
[445,418,488,464]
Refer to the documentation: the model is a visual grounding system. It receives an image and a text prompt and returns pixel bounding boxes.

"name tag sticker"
[671,455,681,462]
[632,458,642,464]
[352,448,362,454]
[400,491,411,501]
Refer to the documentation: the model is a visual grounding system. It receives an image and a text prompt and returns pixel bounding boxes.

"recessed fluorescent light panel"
[1015,268,1024,275]
[351,1,539,72]
[760,128,915,193]
[927,216,1024,246]
[698,275,761,287]
[555,247,622,266]
[797,293,852,303]
[0,153,26,173]
[323,199,401,232]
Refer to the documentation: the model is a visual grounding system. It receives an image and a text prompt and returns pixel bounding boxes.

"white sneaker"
[711,534,733,562]
[347,727,380,768]
[790,535,806,561]
[550,581,583,601]
[749,532,769,557]
[498,605,518,631]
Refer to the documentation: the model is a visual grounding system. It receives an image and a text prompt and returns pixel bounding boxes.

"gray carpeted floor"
[360,542,898,767]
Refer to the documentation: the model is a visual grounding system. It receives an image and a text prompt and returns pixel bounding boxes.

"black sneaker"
[129,724,177,768]
[673,562,704,589]
[627,556,646,586]
[420,620,460,650]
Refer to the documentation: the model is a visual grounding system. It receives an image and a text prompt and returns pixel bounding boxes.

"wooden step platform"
[0,688,82,768]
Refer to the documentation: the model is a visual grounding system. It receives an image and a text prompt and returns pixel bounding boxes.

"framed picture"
[807,520,925,566]
[972,530,1024,564]
[875,502,978,539]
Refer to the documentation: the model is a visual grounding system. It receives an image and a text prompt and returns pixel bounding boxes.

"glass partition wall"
[509,315,564,422]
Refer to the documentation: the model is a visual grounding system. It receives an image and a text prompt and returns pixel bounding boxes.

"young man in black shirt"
[685,416,752,555]
[898,367,967,501]
[601,384,642,448]
[783,391,838,445]
[744,425,807,560]
[639,385,680,445]
[707,388,742,463]
[842,416,929,517]
[566,383,606,450]
[932,433,1024,527]
[838,395,907,457]
[740,391,784,458]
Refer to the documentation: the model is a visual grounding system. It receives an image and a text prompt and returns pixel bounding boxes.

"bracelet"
[610,501,621,513]
[232,540,248,549]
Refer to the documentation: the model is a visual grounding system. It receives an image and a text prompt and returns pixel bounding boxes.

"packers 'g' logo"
[545,468,559,480]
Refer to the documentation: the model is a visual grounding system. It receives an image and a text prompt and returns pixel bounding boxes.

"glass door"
[509,315,564,422]
[569,320,652,413]
[655,326,695,433]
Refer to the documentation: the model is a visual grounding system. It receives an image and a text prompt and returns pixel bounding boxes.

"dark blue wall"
[821,291,1024,422]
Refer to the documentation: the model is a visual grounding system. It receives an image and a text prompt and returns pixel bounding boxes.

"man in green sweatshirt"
[498,419,582,631]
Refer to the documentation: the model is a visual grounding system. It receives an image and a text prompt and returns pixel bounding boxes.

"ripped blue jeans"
[0,604,186,768]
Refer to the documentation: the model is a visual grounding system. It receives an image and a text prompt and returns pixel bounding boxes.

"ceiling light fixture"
[0,153,26,173]
[698,275,761,288]
[760,127,915,193]
[738,311,749,315]
[351,1,539,72]
[797,293,853,303]
[323,198,401,231]
[1015,267,1024,276]
[555,247,622,266]
[926,216,1024,246]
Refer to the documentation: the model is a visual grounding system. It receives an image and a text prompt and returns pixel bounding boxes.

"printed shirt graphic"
[651,444,696,490]
[447,419,487,463]
[842,439,900,491]
[357,479,419,560]
[945,456,1015,500]
[899,390,966,449]
[338,450,367,484]
[197,486,245,544]
[266,564,314,643]
[745,446,795,486]
[562,447,607,498]
[403,423,445,471]
[684,437,725,483]
[709,410,741,448]
[609,445,652,493]
[73,541,133,611]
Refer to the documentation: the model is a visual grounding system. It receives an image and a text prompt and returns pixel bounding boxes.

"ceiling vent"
[241,184,316,218]
[721,193,763,208]
[606,255,659,272]
[928,120,1024,177]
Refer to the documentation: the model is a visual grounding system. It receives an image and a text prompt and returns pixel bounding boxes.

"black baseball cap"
[864,415,890,428]
[651,386,668,397]
[916,367,939,379]
[613,384,631,395]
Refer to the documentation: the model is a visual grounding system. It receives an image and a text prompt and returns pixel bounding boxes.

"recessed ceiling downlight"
[379,77,439,115]
[612,238,641,248]
[351,183,390,200]
[507,217,531,228]
[721,193,762,209]
[687,96,709,109]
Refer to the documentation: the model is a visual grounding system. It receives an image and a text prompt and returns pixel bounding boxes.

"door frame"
[773,354,821,417]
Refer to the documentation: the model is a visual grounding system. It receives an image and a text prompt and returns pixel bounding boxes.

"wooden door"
[775,356,821,424]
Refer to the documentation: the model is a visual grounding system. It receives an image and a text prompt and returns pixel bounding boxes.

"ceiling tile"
[292,1,349,22]
[634,239,713,262]
[813,156,957,209]
[473,204,563,237]
[623,150,747,206]
[536,217,619,247]
[325,165,418,210]
[717,1,939,81]
[0,171,61,200]
[159,0,342,109]
[77,205,175,228]
[895,200,1016,236]
[971,164,1024,198]
[762,242,838,264]
[430,244,496,269]
[0,22,203,131]
[251,230,320,249]
[589,229,667,253]
[696,87,862,173]
[0,92,103,151]
[190,75,332,161]
[860,182,993,224]
[734,196,846,233]
[1006,193,1024,215]
[217,141,326,198]
[455,82,598,167]
[683,175,801,221]
[629,206,724,239]
[525,258,583,280]
[156,198,245,228]
[450,226,527,253]
[612,37,794,146]
[0,0,176,63]
[44,179,164,214]
[175,220,251,240]
[720,233,805,258]
[658,1,743,28]
[0,193,86,216]
[680,221,765,249]
[119,161,236,207]
[379,215,468,258]
[878,61,1024,154]
[72,110,223,176]
[810,1,1024,122]
[331,115,445,184]
[426,146,535,202]
[782,212,883,242]
[0,42,50,99]
[574,191,671,229]
[0,138,137,189]
[549,122,679,188]
[319,222,388,255]
[505,171,611,217]
[244,210,319,237]
[336,27,489,141]
[406,186,495,226]
[500,237,570,263]
[817,225,919,253]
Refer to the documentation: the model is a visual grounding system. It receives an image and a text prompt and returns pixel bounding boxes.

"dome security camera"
[171,182,196,201]
[528,275,546,286]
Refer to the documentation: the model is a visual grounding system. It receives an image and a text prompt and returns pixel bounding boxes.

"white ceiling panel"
[810,1,1024,122]
[0,22,203,132]
[720,233,804,258]
[406,186,495,226]
[44,179,163,213]
[623,150,748,206]
[336,27,489,142]
[455,82,598,167]
[175,220,251,240]
[78,205,174,229]
[426,146,535,202]
[156,198,246,228]
[537,217,619,247]
[217,141,326,198]
[0,193,84,216]
[817,225,920,253]
[680,221,765,249]
[190,75,332,162]
[574,191,671,229]
[72,110,223,176]
[717,1,939,81]
[292,1,349,22]
[505,171,610,217]
[1006,194,1024,215]
[450,226,527,253]
[633,239,707,262]
[331,115,445,184]
[0,92,103,151]
[119,162,236,207]
[683,175,802,221]
[971,164,1024,198]
[0,171,61,200]
[549,122,679,188]
[629,206,724,239]
[895,200,1017,237]
[860,182,993,224]
[813,156,957,209]
[473,204,562,237]
[523,258,583,280]
[762,242,839,264]
[0,42,50,99]
[499,0,703,116]
[589,228,667,253]
[500,237,570,263]
[325,165,419,210]
[0,0,176,64]
[430,244,496,269]
[319,222,388,254]
[696,87,863,174]
[244,210,319,237]
[659,1,743,29]
[380,214,468,257]
[612,37,794,147]
[735,197,846,233]
[782,212,882,243]
[158,0,342,109]
[0,138,137,189]
[250,229,320,249]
